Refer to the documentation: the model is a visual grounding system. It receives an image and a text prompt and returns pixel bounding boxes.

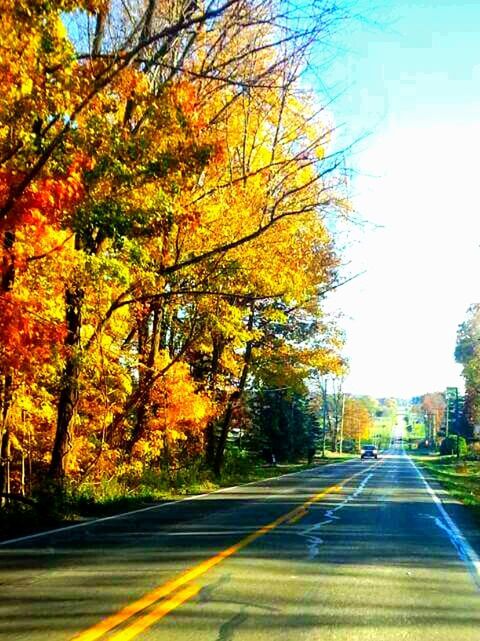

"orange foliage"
[131,358,216,462]
[0,0,348,493]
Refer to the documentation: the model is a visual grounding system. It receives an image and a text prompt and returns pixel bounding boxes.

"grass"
[0,451,355,542]
[409,421,427,440]
[74,451,355,515]
[413,453,480,525]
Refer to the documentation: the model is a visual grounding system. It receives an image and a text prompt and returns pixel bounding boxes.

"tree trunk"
[104,307,195,447]
[0,370,13,507]
[92,5,108,57]
[204,334,224,467]
[213,401,235,477]
[213,306,255,476]
[204,422,216,468]
[0,228,15,505]
[49,286,83,480]
[129,314,149,451]
[1,230,15,292]
[127,306,161,454]
[124,0,157,124]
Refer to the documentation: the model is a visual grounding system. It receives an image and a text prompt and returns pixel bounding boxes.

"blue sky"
[318,1,480,398]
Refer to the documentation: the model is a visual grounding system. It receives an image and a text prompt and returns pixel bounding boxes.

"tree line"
[246,387,397,462]
[456,305,480,443]
[0,0,352,503]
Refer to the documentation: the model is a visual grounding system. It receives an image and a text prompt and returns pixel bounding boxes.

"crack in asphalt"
[216,610,249,641]
[296,471,375,560]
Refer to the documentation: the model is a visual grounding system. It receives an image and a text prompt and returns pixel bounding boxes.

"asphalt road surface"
[1,449,480,641]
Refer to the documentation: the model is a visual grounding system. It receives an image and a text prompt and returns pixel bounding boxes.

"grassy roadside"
[413,454,480,526]
[0,452,354,542]
[210,453,354,491]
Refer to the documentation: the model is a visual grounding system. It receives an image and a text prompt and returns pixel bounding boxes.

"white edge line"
[0,456,358,547]
[408,454,480,588]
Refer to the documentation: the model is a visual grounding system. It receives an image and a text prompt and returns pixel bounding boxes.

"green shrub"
[341,439,356,453]
[222,446,254,478]
[440,436,468,456]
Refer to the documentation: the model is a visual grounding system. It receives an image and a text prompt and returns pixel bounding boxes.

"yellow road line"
[286,484,343,524]
[109,584,201,641]
[288,507,309,525]
[72,461,379,641]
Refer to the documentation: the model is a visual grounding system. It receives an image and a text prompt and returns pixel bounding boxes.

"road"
[1,450,479,641]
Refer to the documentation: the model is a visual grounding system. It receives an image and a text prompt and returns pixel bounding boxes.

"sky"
[318,0,480,398]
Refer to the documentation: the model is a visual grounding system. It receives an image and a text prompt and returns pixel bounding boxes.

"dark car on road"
[360,444,378,459]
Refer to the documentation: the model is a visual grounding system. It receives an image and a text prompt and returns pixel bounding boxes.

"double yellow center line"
[72,462,379,641]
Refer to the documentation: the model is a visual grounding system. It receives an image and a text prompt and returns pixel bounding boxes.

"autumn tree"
[0,0,94,498]
[342,397,374,449]
[455,304,480,432]
[421,392,445,444]
[0,0,351,497]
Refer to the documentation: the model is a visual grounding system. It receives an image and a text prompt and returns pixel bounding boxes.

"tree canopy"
[0,0,349,499]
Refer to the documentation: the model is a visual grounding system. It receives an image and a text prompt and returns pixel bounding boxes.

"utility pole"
[339,392,346,454]
[321,378,328,458]
[445,393,449,438]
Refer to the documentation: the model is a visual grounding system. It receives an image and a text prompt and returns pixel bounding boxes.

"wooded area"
[0,0,352,507]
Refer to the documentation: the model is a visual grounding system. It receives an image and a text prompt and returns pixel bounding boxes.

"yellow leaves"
[55,14,68,41]
[150,355,215,431]
[0,0,349,490]
[311,350,346,378]
[133,439,151,457]
[0,3,78,171]
[343,398,374,441]
[10,432,24,452]
[172,82,198,113]
[20,78,33,96]
[115,67,151,104]
[168,429,185,442]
